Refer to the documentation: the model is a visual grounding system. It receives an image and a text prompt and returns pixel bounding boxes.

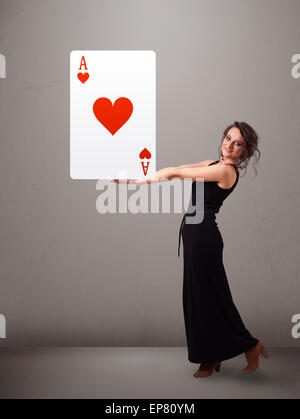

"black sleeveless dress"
[178,160,259,364]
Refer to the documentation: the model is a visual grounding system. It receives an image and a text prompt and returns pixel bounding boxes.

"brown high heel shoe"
[193,361,221,378]
[243,340,269,374]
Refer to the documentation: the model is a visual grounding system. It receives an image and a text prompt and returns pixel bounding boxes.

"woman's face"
[222,127,246,161]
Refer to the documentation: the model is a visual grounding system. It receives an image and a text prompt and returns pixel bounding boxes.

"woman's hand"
[135,167,177,184]
[109,179,135,183]
[109,167,177,185]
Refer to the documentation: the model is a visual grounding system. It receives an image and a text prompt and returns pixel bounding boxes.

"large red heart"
[93,97,133,135]
[77,72,89,83]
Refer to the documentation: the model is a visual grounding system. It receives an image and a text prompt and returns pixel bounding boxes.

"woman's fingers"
[109,179,131,183]
[109,168,173,184]
[109,177,164,184]
[111,179,136,183]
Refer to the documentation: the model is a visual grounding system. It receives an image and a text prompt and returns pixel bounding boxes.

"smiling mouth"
[225,148,233,152]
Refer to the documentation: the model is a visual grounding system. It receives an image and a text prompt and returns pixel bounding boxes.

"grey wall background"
[0,0,299,347]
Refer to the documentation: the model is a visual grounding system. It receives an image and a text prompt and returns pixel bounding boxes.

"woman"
[112,121,269,378]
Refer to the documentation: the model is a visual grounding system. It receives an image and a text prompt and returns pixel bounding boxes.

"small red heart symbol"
[93,97,133,135]
[77,72,89,83]
[139,148,151,159]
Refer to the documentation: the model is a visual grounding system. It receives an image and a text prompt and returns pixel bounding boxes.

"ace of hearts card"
[70,50,156,179]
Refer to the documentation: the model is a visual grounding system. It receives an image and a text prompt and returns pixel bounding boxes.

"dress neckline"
[215,159,238,169]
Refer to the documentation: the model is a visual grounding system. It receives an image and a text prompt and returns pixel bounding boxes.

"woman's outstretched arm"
[110,161,224,184]
[176,160,215,169]
[132,163,229,184]
[174,164,229,182]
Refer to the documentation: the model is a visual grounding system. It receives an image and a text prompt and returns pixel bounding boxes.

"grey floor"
[0,347,299,399]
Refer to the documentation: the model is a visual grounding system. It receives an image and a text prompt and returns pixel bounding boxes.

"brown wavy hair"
[217,121,261,178]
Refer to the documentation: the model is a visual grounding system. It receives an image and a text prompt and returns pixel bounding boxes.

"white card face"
[70,50,156,179]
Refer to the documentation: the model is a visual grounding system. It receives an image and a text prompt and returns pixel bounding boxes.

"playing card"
[70,50,156,179]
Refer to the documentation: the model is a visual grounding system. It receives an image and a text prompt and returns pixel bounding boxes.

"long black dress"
[178,160,259,364]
